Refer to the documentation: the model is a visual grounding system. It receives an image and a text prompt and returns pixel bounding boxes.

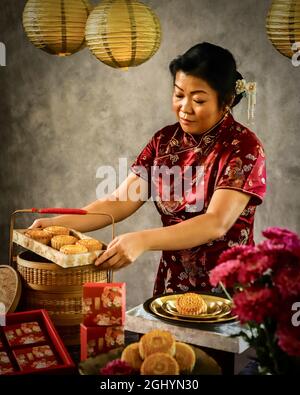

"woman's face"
[172,71,225,135]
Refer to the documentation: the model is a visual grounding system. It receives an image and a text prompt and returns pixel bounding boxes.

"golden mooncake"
[43,226,70,236]
[121,342,143,371]
[59,244,88,254]
[24,229,52,245]
[51,235,78,250]
[139,329,176,360]
[176,292,207,315]
[174,342,196,373]
[76,239,102,252]
[140,352,179,375]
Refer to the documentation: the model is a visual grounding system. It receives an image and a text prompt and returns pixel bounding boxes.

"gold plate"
[148,293,237,324]
[79,345,222,375]
[163,298,225,319]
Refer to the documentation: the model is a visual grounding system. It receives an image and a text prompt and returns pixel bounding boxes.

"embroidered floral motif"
[177,284,189,292]
[228,228,250,247]
[169,154,179,164]
[243,164,253,172]
[241,207,255,217]
[155,197,181,215]
[164,268,172,293]
[246,153,257,161]
[223,157,245,188]
[178,249,206,287]
[178,272,188,281]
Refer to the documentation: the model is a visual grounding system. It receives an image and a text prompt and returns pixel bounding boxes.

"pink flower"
[232,286,278,324]
[261,239,300,260]
[262,227,300,258]
[209,259,241,288]
[237,250,276,284]
[217,245,251,265]
[277,325,300,357]
[262,227,298,240]
[273,265,300,299]
[100,359,133,375]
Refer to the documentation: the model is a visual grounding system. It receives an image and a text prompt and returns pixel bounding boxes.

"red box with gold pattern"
[0,309,75,375]
[4,321,46,346]
[82,282,126,326]
[80,324,124,361]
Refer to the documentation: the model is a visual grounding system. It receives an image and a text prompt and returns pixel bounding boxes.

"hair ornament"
[235,79,257,125]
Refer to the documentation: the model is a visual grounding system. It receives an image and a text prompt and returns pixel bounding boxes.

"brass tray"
[79,346,222,375]
[144,293,237,325]
[162,298,231,319]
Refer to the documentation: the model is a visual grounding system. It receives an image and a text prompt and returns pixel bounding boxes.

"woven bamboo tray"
[13,228,106,268]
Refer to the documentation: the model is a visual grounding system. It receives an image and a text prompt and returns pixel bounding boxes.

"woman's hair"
[169,42,244,109]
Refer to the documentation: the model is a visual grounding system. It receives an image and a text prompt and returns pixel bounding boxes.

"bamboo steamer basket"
[10,208,115,346]
[17,251,107,345]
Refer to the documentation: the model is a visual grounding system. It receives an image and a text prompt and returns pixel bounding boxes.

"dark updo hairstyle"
[169,42,244,110]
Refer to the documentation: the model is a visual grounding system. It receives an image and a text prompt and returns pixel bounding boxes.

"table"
[125,304,251,375]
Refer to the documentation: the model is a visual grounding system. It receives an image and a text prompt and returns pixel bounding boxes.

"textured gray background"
[1,0,299,309]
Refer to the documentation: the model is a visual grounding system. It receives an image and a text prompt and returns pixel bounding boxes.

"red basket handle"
[32,208,88,215]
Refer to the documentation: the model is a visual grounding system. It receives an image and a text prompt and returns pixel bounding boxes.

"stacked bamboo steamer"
[17,251,107,345]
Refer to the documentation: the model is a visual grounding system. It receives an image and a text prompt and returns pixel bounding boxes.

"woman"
[30,42,266,296]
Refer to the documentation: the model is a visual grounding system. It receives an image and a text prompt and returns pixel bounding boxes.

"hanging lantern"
[22,0,92,56]
[85,0,162,69]
[266,0,300,59]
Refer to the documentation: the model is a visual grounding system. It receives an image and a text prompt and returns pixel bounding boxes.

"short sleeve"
[130,132,158,182]
[214,136,266,206]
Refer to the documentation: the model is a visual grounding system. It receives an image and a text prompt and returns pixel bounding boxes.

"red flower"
[232,286,278,324]
[273,265,300,299]
[100,359,134,375]
[237,249,276,284]
[217,245,251,265]
[209,259,241,288]
[277,324,300,357]
[263,227,298,241]
[262,227,300,258]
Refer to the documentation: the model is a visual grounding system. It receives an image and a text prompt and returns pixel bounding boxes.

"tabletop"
[125,304,249,354]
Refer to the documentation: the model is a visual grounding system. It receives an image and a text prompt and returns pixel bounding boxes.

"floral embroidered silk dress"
[131,113,266,296]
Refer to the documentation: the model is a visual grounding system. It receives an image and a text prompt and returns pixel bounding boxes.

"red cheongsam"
[131,113,266,296]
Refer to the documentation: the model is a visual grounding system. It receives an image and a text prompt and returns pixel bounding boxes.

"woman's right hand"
[28,218,56,229]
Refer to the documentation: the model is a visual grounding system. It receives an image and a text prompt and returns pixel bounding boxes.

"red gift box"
[14,345,59,372]
[0,351,15,375]
[80,324,124,361]
[0,309,75,375]
[82,282,126,327]
[4,321,46,346]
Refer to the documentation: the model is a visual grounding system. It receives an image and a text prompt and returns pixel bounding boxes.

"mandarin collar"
[178,112,234,146]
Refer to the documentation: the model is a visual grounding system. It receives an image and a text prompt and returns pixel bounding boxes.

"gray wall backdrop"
[1,0,299,309]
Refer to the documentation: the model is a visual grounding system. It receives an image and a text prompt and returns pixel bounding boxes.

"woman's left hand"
[95,232,147,270]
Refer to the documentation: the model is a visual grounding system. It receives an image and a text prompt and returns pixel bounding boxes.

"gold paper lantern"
[85,0,162,69]
[23,0,92,56]
[266,0,300,58]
